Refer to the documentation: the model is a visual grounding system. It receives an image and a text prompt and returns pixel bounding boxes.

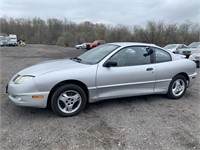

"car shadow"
[5,94,165,119]
[83,94,165,112]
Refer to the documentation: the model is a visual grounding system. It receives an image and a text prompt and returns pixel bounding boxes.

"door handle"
[146,68,153,71]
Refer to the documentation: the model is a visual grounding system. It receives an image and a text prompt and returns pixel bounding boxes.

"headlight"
[189,55,194,60]
[14,75,35,84]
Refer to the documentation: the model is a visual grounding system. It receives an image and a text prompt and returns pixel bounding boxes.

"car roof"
[191,42,200,43]
[165,44,185,45]
[108,42,157,47]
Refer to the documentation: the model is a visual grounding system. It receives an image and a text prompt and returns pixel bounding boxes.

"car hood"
[18,59,90,76]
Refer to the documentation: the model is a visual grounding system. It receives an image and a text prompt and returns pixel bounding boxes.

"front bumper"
[8,92,49,108]
[7,79,49,108]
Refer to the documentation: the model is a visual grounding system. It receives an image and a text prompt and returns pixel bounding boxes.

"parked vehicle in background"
[75,43,87,49]
[163,44,187,53]
[0,36,8,46]
[86,40,105,50]
[189,51,200,68]
[0,36,3,46]
[7,42,197,117]
[7,34,17,46]
[17,39,26,46]
[179,42,200,58]
[5,36,9,42]
[0,40,3,46]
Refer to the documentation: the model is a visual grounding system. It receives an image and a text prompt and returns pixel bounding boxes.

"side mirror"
[104,60,117,67]
[144,47,154,57]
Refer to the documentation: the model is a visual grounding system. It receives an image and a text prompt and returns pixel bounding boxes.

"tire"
[51,84,87,117]
[79,46,82,49]
[167,75,187,99]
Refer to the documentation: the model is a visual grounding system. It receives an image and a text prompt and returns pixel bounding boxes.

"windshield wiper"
[71,57,81,61]
[70,57,92,64]
[70,57,83,63]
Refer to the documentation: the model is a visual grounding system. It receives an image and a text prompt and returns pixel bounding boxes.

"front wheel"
[167,75,187,99]
[51,84,87,117]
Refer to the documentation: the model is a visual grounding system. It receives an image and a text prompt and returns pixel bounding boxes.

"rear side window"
[154,48,171,63]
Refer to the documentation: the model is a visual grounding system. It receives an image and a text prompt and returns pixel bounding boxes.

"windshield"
[164,44,177,49]
[188,42,200,48]
[76,44,119,64]
[93,40,99,44]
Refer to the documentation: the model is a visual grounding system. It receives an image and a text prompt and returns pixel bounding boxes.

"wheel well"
[176,72,189,85]
[47,80,89,108]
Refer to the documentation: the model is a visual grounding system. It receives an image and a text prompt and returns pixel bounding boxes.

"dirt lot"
[1,44,200,150]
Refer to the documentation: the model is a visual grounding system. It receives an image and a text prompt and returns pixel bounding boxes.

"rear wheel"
[51,84,86,117]
[167,75,187,99]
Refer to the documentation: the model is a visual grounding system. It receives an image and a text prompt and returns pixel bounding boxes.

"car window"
[188,42,200,48]
[109,46,151,67]
[154,48,171,63]
[179,44,187,48]
[178,45,182,49]
[183,45,187,48]
[93,41,98,44]
[181,45,186,48]
[78,44,119,64]
[164,44,177,49]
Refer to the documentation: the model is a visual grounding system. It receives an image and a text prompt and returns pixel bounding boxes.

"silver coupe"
[7,42,197,116]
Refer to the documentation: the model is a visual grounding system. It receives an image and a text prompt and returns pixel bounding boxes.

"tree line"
[0,17,199,47]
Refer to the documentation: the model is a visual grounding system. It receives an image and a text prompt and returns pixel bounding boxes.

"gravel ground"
[1,44,200,150]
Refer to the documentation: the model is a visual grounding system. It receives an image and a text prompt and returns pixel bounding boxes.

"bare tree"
[0,17,199,47]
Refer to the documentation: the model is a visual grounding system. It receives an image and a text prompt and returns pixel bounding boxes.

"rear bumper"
[188,72,197,87]
[193,60,199,67]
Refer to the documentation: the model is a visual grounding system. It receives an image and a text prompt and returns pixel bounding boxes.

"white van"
[8,34,17,46]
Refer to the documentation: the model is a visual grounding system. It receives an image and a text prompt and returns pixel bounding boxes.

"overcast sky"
[1,0,200,26]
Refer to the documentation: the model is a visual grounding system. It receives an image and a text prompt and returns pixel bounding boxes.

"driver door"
[96,46,156,99]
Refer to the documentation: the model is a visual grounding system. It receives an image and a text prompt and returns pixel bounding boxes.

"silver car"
[0,40,3,46]
[7,42,197,116]
[189,51,200,68]
[179,42,200,58]
[0,37,8,46]
[163,44,187,53]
